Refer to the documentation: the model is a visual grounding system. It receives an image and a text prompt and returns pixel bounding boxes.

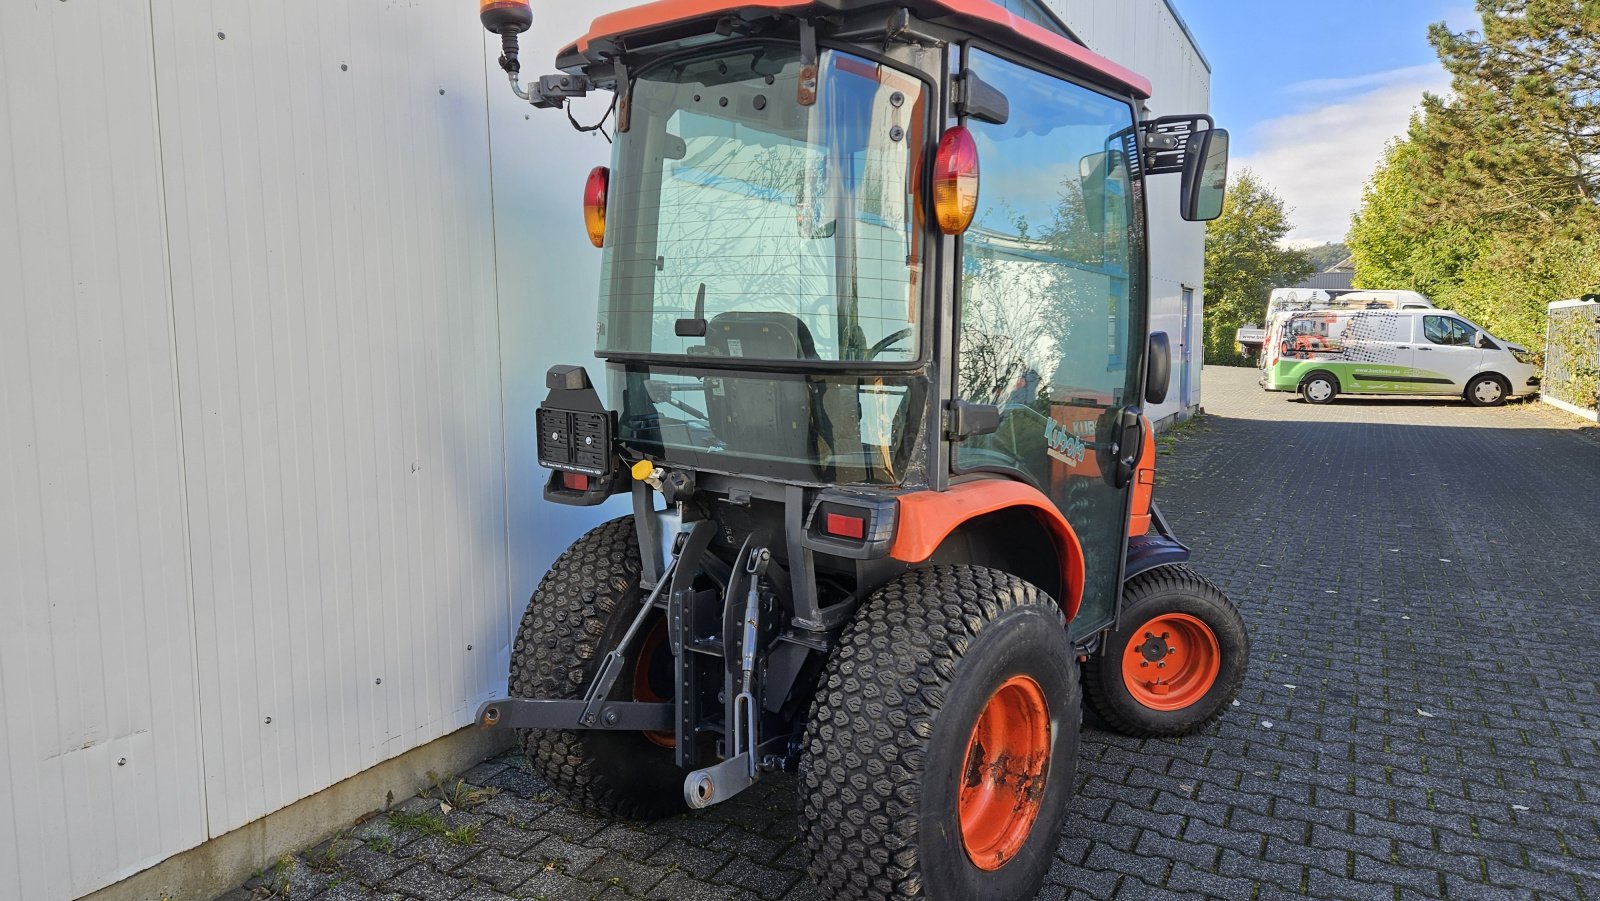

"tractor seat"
[705,312,818,361]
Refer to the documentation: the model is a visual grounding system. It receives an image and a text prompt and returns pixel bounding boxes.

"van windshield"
[595,44,927,365]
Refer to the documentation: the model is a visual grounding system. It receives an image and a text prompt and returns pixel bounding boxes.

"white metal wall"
[0,2,1204,898]
[0,2,629,898]
[1053,0,1212,420]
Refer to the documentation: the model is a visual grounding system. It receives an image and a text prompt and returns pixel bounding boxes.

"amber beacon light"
[584,167,610,248]
[481,0,533,80]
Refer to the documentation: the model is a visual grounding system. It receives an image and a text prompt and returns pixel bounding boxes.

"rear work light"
[584,166,610,248]
[932,126,980,235]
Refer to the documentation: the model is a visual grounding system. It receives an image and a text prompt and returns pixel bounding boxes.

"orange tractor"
[473,2,1248,897]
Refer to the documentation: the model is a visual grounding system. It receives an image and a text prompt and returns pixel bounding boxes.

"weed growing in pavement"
[421,770,501,811]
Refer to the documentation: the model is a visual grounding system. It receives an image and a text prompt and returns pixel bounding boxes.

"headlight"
[1511,349,1537,365]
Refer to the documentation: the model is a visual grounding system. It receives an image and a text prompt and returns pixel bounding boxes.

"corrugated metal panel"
[0,1,208,898]
[146,0,511,836]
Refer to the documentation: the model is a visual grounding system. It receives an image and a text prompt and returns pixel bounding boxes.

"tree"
[1348,1,1600,348]
[1303,242,1351,273]
[1203,170,1315,366]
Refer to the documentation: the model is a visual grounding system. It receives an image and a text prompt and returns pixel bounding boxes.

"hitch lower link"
[472,535,781,810]
[473,544,679,735]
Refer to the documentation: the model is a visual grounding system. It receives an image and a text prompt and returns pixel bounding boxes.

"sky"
[1176,0,1483,245]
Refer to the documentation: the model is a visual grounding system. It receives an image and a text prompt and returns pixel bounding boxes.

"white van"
[1260,308,1540,406]
[1237,289,1435,357]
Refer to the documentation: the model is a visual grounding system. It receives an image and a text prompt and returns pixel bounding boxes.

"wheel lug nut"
[1158,662,1166,669]
[1141,661,1149,668]
[1168,648,1177,655]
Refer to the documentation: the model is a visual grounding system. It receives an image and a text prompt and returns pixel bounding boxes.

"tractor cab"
[474,3,1245,899]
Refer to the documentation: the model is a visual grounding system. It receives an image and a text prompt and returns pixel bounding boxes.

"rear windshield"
[596,44,927,365]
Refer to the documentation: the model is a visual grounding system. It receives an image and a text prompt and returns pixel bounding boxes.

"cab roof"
[558,0,1154,99]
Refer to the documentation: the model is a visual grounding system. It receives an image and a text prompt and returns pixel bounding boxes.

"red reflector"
[561,472,590,491]
[825,512,867,540]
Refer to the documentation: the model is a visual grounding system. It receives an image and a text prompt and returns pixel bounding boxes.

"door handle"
[1418,347,1432,351]
[1396,345,1410,349]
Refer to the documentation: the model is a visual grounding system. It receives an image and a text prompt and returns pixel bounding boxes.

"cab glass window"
[1423,316,1474,347]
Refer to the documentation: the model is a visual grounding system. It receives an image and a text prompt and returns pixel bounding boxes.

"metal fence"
[1543,297,1600,419]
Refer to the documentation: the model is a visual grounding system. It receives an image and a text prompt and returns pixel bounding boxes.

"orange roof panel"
[565,0,1154,99]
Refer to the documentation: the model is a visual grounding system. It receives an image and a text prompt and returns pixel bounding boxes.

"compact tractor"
[473,2,1248,897]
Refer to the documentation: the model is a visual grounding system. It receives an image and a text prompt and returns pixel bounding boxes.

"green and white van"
[1261,308,1540,406]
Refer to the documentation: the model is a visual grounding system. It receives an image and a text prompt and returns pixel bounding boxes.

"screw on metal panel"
[217,32,226,40]
[341,64,348,71]
[890,91,905,107]
[265,717,272,724]
[439,89,446,95]
[117,758,127,766]
[603,710,619,726]
[466,644,473,651]
[889,126,904,142]
[375,678,382,685]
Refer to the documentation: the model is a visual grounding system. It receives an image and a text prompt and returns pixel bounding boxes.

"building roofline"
[1160,0,1211,73]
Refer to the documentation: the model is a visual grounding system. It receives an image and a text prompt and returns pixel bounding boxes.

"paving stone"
[214,368,1600,900]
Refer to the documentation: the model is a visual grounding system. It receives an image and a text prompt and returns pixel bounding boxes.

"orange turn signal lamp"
[932,126,980,235]
[584,166,610,248]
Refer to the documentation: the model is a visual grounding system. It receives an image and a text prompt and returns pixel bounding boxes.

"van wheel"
[802,567,1079,901]
[1084,566,1249,738]
[1300,372,1338,404]
[1466,374,1508,407]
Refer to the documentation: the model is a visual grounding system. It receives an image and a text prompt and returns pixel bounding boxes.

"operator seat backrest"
[702,312,821,464]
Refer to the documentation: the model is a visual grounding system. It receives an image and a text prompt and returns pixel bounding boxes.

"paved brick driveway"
[228,367,1600,901]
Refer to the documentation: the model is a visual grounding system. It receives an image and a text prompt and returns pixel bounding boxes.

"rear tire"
[1084,565,1248,738]
[1465,374,1509,407]
[1300,372,1338,404]
[509,516,687,820]
[801,567,1079,901]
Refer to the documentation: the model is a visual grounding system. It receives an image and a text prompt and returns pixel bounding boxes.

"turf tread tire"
[1083,564,1248,738]
[800,566,1078,901]
[508,516,684,821]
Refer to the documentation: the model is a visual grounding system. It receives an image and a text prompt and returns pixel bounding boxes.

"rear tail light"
[584,166,610,248]
[932,126,980,235]
[824,512,867,540]
[561,472,591,492]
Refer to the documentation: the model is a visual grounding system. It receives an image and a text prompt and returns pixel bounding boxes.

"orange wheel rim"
[1121,613,1221,712]
[632,618,676,749]
[959,675,1051,871]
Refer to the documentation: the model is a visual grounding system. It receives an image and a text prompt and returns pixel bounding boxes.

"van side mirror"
[1475,331,1493,349]
[1180,128,1230,222]
[1146,332,1172,405]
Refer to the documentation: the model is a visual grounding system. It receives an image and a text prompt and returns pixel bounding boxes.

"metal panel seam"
[481,36,519,660]
[145,0,211,844]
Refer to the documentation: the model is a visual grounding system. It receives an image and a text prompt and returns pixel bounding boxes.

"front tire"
[1465,374,1509,407]
[509,516,687,820]
[801,567,1079,901]
[1084,566,1248,737]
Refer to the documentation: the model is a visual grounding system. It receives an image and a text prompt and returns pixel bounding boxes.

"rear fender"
[890,480,1085,620]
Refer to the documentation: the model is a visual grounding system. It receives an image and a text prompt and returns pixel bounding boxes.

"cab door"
[950,49,1147,641]
[1416,314,1483,390]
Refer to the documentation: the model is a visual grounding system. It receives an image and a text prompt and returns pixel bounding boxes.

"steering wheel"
[866,328,914,360]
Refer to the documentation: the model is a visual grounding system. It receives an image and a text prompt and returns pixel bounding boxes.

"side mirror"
[1180,128,1230,222]
[1475,331,1493,349]
[1146,332,1172,405]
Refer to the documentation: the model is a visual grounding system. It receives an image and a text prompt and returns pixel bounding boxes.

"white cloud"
[1234,64,1451,244]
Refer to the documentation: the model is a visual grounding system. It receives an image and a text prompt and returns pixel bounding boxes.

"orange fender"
[890,480,1086,620]
[1127,417,1158,537]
